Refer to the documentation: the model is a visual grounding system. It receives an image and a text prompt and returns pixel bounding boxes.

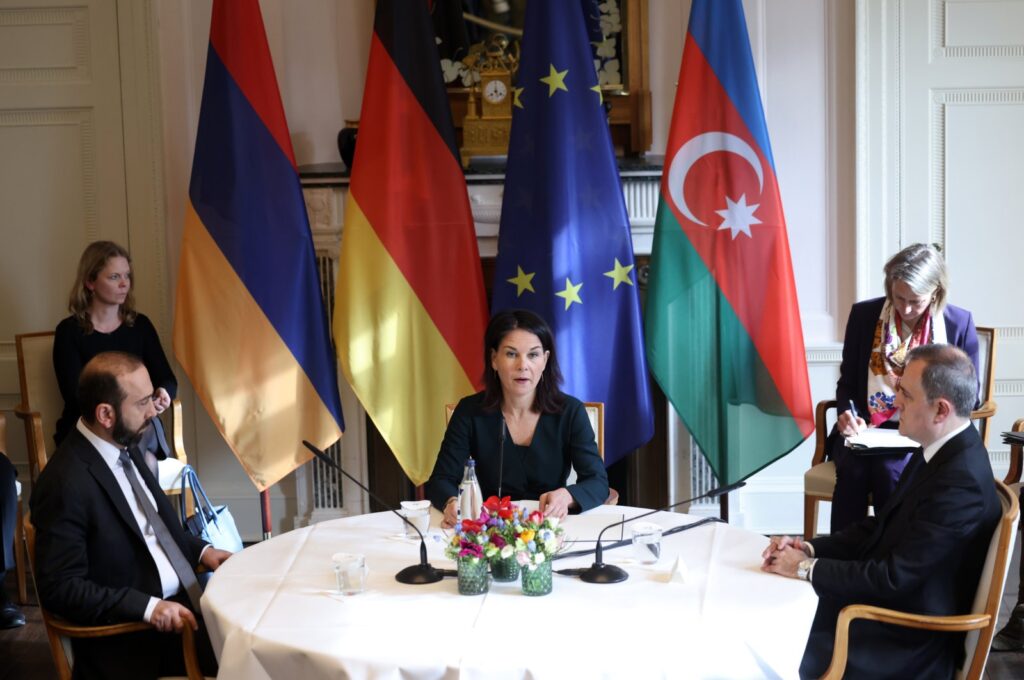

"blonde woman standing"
[52,241,177,452]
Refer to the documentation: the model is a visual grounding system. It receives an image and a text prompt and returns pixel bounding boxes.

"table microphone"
[302,440,447,585]
[576,479,746,584]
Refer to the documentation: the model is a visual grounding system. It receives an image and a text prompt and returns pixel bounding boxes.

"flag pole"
[260,489,272,540]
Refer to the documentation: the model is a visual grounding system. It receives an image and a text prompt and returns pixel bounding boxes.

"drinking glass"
[630,522,663,564]
[331,552,367,594]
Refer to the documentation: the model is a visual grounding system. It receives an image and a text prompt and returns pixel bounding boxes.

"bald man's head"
[77,352,145,425]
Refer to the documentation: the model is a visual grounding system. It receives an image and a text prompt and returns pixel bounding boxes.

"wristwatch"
[797,558,815,582]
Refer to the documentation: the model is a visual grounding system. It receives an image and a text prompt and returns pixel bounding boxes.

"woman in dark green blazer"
[426,310,609,528]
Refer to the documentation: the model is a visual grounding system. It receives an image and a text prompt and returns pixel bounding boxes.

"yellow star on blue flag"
[491,0,653,464]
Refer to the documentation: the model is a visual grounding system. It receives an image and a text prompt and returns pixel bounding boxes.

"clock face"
[483,79,508,104]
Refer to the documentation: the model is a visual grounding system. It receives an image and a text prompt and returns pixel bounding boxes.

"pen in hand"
[845,399,865,436]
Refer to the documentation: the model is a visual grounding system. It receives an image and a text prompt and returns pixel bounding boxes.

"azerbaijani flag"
[645,0,813,485]
[333,0,488,486]
[174,0,344,492]
[491,0,653,465]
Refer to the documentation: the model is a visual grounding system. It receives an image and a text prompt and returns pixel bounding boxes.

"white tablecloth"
[202,505,817,679]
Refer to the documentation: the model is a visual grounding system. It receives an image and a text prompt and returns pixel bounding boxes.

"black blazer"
[425,392,609,513]
[30,428,208,679]
[801,425,1001,679]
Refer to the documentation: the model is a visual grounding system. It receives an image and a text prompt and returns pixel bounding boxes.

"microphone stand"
[302,440,445,585]
[497,417,506,498]
[577,480,746,584]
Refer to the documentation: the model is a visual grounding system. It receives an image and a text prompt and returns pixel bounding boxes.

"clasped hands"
[760,535,810,579]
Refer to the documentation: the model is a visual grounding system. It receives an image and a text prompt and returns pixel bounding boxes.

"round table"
[202,504,817,679]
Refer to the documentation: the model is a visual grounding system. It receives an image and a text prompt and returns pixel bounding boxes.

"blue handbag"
[178,465,244,553]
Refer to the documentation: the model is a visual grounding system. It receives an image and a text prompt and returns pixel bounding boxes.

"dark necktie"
[899,448,925,488]
[118,449,203,613]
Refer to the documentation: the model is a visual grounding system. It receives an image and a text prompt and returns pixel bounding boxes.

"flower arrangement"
[444,517,490,563]
[514,509,565,570]
[479,496,526,561]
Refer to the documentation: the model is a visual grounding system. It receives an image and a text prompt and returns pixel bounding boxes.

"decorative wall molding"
[0,109,98,242]
[995,380,1024,397]
[997,326,1024,342]
[117,0,172,335]
[0,6,90,82]
[806,347,843,365]
[930,88,1024,248]
[932,0,1024,59]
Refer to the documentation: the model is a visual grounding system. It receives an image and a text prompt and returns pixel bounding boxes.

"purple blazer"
[834,297,980,421]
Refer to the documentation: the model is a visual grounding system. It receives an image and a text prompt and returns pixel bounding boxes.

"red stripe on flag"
[662,35,811,432]
[350,34,487,384]
[209,0,296,169]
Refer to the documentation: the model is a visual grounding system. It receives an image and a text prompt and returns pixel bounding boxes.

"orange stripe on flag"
[174,204,341,491]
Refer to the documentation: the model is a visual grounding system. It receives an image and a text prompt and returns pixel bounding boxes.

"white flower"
[535,553,546,564]
[500,544,514,559]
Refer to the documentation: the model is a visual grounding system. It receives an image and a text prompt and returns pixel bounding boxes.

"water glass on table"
[630,522,663,564]
[399,500,431,538]
[331,552,367,595]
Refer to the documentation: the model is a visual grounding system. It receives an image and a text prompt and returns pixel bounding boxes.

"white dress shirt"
[76,419,179,622]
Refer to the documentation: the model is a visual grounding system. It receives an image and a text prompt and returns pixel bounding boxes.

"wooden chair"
[1,413,29,604]
[14,332,191,503]
[1002,418,1023,493]
[444,401,618,505]
[23,515,207,680]
[821,478,1019,680]
[804,327,998,539]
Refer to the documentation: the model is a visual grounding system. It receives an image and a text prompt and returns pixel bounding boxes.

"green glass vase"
[457,558,490,595]
[490,555,520,582]
[520,559,553,596]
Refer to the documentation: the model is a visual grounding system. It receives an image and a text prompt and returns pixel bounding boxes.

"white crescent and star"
[667,131,766,240]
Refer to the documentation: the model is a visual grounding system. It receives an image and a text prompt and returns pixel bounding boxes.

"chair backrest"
[23,514,75,679]
[975,327,996,407]
[15,332,61,478]
[959,479,1020,680]
[972,327,997,445]
[583,402,604,461]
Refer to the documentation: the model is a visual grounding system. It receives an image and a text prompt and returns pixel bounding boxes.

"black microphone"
[497,416,507,498]
[302,440,447,585]
[575,479,747,584]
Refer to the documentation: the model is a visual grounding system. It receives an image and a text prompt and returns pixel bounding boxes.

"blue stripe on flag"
[687,0,776,172]
[189,45,343,428]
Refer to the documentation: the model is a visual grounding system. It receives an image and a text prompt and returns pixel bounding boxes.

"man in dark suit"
[0,450,25,628]
[31,351,232,679]
[763,344,1000,679]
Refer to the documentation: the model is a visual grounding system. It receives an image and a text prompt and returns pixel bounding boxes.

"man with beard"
[30,351,231,679]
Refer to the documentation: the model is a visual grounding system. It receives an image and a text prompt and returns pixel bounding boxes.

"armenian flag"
[174,0,343,491]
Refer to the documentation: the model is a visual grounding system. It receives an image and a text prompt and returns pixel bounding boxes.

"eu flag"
[492,0,654,464]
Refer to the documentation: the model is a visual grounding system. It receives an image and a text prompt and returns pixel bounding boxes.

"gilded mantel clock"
[460,37,516,168]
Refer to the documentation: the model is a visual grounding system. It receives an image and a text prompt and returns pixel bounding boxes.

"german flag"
[334,0,488,485]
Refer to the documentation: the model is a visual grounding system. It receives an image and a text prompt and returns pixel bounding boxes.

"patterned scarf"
[866,299,946,425]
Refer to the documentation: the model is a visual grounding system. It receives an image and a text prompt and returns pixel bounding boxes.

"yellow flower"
[520,529,535,544]
[450,535,461,547]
